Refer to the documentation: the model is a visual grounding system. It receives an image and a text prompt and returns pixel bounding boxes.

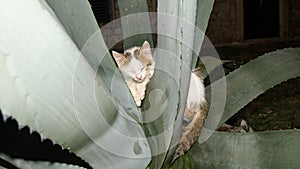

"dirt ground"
[238,78,300,131]
[214,40,300,131]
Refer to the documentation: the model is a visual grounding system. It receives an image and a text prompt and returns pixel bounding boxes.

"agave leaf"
[187,130,300,168]
[44,0,152,167]
[180,48,300,168]
[44,0,141,121]
[0,114,91,169]
[201,48,300,141]
[0,1,150,169]
[116,0,185,167]
[44,0,106,70]
[43,0,99,50]
[0,154,85,169]
[212,48,300,128]
[141,0,216,167]
[118,0,154,49]
[0,0,99,150]
[166,0,216,163]
[192,0,215,68]
[141,1,182,168]
[165,0,198,163]
[197,56,227,143]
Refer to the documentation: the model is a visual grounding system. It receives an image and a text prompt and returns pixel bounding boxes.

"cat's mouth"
[133,78,145,83]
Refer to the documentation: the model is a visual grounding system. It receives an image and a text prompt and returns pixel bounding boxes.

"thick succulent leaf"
[0,0,100,150]
[44,0,104,71]
[0,1,150,169]
[186,130,300,168]
[140,0,216,167]
[45,0,141,121]
[44,0,104,70]
[176,48,300,168]
[201,48,300,142]
[197,56,227,143]
[116,0,187,167]
[208,48,300,128]
[192,0,215,68]
[165,0,198,163]
[117,0,153,49]
[44,0,151,167]
[43,0,99,50]
[0,114,91,169]
[0,154,85,169]
[141,1,182,168]
[152,0,214,164]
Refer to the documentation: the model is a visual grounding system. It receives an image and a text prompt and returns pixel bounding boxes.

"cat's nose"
[136,74,142,80]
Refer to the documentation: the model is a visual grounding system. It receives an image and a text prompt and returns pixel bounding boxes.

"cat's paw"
[182,108,195,128]
[132,90,142,106]
[135,99,141,107]
[137,87,145,100]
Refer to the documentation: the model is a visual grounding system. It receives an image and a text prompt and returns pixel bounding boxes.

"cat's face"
[112,41,155,83]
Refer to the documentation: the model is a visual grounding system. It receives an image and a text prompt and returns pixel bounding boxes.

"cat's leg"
[171,101,208,165]
[182,106,197,136]
[137,78,150,100]
[170,72,208,165]
[128,81,142,106]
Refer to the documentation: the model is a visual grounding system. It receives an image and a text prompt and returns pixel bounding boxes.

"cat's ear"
[140,41,152,58]
[112,51,126,67]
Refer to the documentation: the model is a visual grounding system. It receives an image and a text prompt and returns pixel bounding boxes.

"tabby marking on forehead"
[123,46,152,66]
[123,46,139,63]
[111,41,155,106]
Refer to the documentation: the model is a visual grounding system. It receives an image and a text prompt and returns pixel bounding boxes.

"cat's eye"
[141,66,145,71]
[134,49,139,56]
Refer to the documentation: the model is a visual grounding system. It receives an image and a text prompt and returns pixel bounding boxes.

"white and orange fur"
[112,41,155,106]
[112,41,207,164]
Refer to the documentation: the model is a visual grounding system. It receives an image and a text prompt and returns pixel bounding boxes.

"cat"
[112,41,208,164]
[112,41,155,106]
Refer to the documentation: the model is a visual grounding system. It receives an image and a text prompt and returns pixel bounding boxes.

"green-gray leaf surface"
[205,48,300,129]
[45,0,141,121]
[142,0,182,168]
[166,0,215,164]
[0,154,85,169]
[118,0,154,49]
[185,48,300,168]
[192,0,215,68]
[0,1,150,169]
[188,130,300,169]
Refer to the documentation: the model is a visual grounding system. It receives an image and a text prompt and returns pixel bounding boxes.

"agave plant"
[0,0,300,169]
